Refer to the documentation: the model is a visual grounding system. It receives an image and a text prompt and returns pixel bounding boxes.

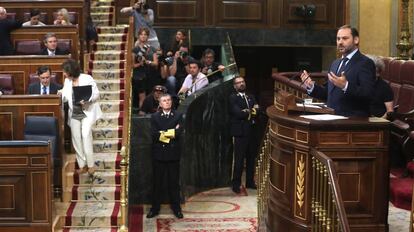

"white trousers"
[70,117,95,168]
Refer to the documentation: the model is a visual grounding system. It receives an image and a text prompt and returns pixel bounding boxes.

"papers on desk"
[300,114,348,121]
[296,103,324,109]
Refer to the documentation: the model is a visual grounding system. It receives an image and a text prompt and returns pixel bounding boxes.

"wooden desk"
[0,141,52,232]
[0,56,69,94]
[11,25,80,61]
[265,106,390,232]
[0,95,64,197]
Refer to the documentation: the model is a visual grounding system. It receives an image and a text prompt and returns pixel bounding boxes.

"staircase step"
[100,100,124,113]
[91,6,114,13]
[94,0,115,7]
[65,152,121,171]
[95,112,123,127]
[64,186,120,202]
[93,138,122,153]
[91,12,113,22]
[93,42,126,51]
[96,26,128,34]
[96,79,124,92]
[89,60,126,70]
[90,69,125,80]
[91,51,126,61]
[66,170,120,187]
[93,19,113,27]
[92,126,123,140]
[99,90,125,101]
[97,33,127,42]
[63,202,120,227]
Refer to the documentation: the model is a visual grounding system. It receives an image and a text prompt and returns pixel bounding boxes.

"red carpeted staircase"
[53,0,129,231]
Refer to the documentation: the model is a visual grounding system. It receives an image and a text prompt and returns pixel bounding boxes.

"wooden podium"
[264,91,390,232]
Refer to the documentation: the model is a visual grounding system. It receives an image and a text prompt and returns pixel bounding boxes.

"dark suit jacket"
[0,19,22,55]
[310,50,376,117]
[28,82,62,94]
[229,92,257,137]
[151,110,183,161]
[39,47,69,56]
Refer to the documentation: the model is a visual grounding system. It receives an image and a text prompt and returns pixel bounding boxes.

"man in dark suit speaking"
[229,76,259,194]
[28,66,62,94]
[146,94,184,219]
[301,25,376,117]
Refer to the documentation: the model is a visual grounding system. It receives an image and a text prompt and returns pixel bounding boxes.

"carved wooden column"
[396,0,413,60]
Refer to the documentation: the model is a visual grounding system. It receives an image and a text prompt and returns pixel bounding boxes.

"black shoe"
[246,183,257,189]
[173,210,184,219]
[146,209,159,218]
[232,185,241,194]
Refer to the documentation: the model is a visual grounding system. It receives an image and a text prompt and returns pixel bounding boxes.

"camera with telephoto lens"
[135,44,150,63]
[135,1,149,14]
[159,54,174,66]
[179,51,188,59]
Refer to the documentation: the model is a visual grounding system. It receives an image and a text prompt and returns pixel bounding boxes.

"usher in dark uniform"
[149,109,183,216]
[229,91,258,192]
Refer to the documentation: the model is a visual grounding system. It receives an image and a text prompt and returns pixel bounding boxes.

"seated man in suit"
[28,66,62,94]
[300,25,376,117]
[39,32,69,56]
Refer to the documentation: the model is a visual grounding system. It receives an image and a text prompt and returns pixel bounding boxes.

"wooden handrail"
[311,148,350,232]
[119,1,135,231]
[256,122,270,228]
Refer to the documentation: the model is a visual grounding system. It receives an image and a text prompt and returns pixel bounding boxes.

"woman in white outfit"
[60,59,102,174]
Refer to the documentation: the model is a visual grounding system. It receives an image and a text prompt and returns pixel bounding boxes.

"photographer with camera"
[132,27,159,109]
[120,0,160,49]
[201,48,225,83]
[169,44,194,94]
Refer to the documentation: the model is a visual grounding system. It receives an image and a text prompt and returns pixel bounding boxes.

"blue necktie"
[336,57,349,75]
[42,85,47,95]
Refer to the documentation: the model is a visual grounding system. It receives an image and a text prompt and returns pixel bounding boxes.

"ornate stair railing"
[119,0,135,230]
[311,149,350,232]
[256,122,270,227]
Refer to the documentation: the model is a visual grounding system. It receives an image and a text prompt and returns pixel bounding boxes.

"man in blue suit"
[301,25,376,117]
[28,66,62,94]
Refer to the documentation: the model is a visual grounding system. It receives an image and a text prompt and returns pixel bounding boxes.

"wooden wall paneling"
[268,0,281,27]
[281,0,344,29]
[215,0,267,27]
[153,0,205,26]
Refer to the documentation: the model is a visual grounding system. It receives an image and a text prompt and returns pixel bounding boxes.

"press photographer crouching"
[138,85,167,116]
[132,27,159,110]
[168,44,194,95]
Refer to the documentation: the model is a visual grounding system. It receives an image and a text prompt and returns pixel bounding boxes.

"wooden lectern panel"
[265,106,390,232]
[0,142,52,232]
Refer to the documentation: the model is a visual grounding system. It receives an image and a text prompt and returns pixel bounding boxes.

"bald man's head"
[0,7,7,20]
